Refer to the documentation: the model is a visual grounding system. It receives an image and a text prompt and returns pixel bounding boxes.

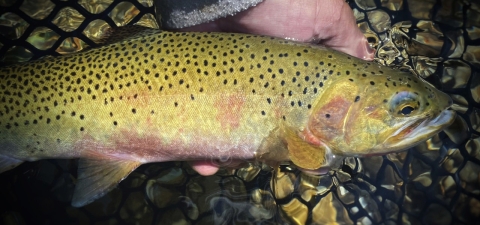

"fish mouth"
[383,109,456,151]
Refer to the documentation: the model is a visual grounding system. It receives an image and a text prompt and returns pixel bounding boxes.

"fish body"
[0,28,455,206]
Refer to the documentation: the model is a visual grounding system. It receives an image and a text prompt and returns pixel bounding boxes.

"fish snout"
[434,89,453,110]
[447,95,453,107]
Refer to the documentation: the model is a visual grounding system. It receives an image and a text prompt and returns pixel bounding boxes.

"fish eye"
[390,91,421,117]
[400,105,415,115]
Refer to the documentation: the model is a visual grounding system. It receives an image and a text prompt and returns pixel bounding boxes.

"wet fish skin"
[0,28,455,206]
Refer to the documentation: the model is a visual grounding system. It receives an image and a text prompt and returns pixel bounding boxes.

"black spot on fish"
[325,114,330,118]
[355,96,360,102]
[370,81,375,85]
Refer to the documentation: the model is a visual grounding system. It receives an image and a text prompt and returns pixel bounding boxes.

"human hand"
[178,0,374,60]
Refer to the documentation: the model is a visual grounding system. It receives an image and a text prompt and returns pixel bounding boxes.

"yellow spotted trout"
[0,27,455,207]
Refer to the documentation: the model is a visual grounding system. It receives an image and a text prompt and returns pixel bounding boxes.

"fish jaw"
[379,109,456,152]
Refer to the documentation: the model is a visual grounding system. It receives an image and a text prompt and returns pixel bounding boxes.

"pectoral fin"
[256,127,290,164]
[71,158,141,207]
[283,126,327,170]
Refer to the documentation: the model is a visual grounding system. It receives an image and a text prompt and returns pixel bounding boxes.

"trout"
[0,27,455,207]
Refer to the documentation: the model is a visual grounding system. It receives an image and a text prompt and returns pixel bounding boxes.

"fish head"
[306,69,456,157]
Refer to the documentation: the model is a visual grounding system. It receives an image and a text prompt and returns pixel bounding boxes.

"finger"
[188,160,220,176]
[312,0,375,60]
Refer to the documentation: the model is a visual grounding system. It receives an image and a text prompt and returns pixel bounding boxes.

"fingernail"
[361,37,375,60]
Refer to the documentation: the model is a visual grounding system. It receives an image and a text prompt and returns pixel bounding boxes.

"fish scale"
[0,27,455,207]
